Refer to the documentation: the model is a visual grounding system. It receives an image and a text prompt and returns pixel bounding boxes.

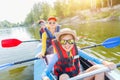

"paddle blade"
[1,39,22,48]
[102,36,120,48]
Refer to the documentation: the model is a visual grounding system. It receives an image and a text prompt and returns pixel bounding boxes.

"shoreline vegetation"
[60,5,120,27]
[0,0,120,28]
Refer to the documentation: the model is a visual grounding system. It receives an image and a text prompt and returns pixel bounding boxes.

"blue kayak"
[34,44,120,80]
[34,43,55,80]
[34,43,47,80]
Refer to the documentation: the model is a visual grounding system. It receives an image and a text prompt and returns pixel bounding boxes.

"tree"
[100,0,104,8]
[40,2,51,20]
[107,0,112,8]
[24,2,51,25]
[54,0,65,18]
[24,11,34,25]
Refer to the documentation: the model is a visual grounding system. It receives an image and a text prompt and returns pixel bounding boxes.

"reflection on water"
[9,65,33,80]
[0,21,120,80]
[0,65,33,80]
[9,66,27,75]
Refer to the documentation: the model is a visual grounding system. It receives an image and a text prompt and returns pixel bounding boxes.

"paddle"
[80,36,120,50]
[0,57,39,70]
[0,36,120,70]
[1,36,120,48]
[1,38,41,48]
[68,63,120,80]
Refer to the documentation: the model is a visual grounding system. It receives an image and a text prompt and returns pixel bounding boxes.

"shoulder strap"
[55,25,60,32]
[44,28,53,38]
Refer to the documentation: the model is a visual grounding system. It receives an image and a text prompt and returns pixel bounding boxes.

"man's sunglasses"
[48,22,56,24]
[60,39,74,45]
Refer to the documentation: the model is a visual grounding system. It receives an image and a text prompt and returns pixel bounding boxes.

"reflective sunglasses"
[48,22,56,25]
[60,39,74,45]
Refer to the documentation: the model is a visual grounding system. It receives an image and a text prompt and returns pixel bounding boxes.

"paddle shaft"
[68,63,120,80]
[22,40,40,43]
[0,58,39,69]
[81,44,102,50]
[13,57,39,65]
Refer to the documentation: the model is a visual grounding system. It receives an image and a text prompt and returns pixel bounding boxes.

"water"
[65,21,120,64]
[0,27,39,80]
[0,21,120,80]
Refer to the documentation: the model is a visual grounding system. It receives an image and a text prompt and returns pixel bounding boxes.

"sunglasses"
[48,22,56,25]
[60,39,74,45]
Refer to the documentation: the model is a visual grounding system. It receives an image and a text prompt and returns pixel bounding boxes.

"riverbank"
[60,5,120,27]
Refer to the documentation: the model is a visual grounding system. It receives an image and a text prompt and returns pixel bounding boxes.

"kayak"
[34,43,46,80]
[34,43,120,80]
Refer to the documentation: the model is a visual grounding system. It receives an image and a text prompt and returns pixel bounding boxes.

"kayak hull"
[34,44,120,80]
[34,43,47,80]
[34,59,46,80]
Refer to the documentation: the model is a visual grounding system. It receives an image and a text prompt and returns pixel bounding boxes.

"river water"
[0,21,120,80]
[0,27,39,80]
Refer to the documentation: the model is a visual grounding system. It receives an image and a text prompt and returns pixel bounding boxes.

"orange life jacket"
[52,40,80,78]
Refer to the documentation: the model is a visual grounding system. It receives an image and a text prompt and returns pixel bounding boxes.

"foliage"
[110,10,120,17]
[94,11,111,19]
[24,2,51,25]
[1,0,120,28]
[0,20,19,28]
[24,0,120,25]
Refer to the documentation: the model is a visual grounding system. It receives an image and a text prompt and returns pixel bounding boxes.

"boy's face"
[48,20,57,28]
[60,35,74,52]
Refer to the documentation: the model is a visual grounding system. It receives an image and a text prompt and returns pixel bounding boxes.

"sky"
[0,0,55,23]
